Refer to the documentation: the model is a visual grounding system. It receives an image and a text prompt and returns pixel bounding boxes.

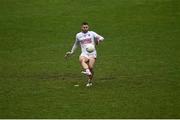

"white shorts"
[80,52,97,59]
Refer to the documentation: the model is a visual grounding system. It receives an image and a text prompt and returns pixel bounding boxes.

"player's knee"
[81,59,85,63]
[79,59,86,64]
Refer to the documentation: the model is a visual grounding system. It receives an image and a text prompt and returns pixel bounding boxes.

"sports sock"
[86,69,91,73]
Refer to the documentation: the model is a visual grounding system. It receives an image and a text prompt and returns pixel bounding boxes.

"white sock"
[86,69,90,73]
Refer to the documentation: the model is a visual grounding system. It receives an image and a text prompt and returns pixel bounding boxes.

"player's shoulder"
[89,31,96,34]
[76,32,83,37]
[89,31,98,36]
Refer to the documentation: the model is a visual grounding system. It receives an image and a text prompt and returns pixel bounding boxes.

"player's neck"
[82,31,88,34]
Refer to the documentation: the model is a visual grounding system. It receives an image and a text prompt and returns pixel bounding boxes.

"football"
[86,44,95,53]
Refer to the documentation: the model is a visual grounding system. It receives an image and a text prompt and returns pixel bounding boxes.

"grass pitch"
[0,0,180,118]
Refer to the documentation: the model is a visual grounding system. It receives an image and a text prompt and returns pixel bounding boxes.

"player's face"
[81,25,89,33]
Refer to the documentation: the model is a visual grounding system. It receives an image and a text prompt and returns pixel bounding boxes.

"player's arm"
[65,35,79,58]
[93,31,104,45]
[70,39,79,54]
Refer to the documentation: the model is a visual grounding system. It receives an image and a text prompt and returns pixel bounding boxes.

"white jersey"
[71,31,104,58]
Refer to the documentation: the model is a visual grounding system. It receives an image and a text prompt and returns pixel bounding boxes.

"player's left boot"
[86,82,92,87]
[86,79,92,87]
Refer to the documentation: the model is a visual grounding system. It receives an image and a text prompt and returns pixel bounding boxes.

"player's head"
[81,22,89,33]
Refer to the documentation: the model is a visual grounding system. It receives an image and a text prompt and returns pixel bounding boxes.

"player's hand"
[95,39,100,45]
[65,51,73,58]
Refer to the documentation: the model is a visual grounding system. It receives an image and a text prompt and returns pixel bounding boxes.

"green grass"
[0,0,180,118]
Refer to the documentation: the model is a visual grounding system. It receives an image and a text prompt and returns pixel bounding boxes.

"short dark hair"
[82,22,89,25]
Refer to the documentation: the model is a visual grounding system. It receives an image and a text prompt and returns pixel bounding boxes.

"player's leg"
[86,57,96,86]
[79,56,88,69]
[79,56,91,75]
[88,57,96,78]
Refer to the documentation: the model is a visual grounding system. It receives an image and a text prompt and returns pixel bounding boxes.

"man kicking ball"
[65,22,104,87]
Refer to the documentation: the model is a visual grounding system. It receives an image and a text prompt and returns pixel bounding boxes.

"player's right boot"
[81,71,92,76]
[81,69,92,76]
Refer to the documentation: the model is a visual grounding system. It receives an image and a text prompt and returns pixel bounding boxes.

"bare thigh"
[79,56,89,63]
[88,57,96,69]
